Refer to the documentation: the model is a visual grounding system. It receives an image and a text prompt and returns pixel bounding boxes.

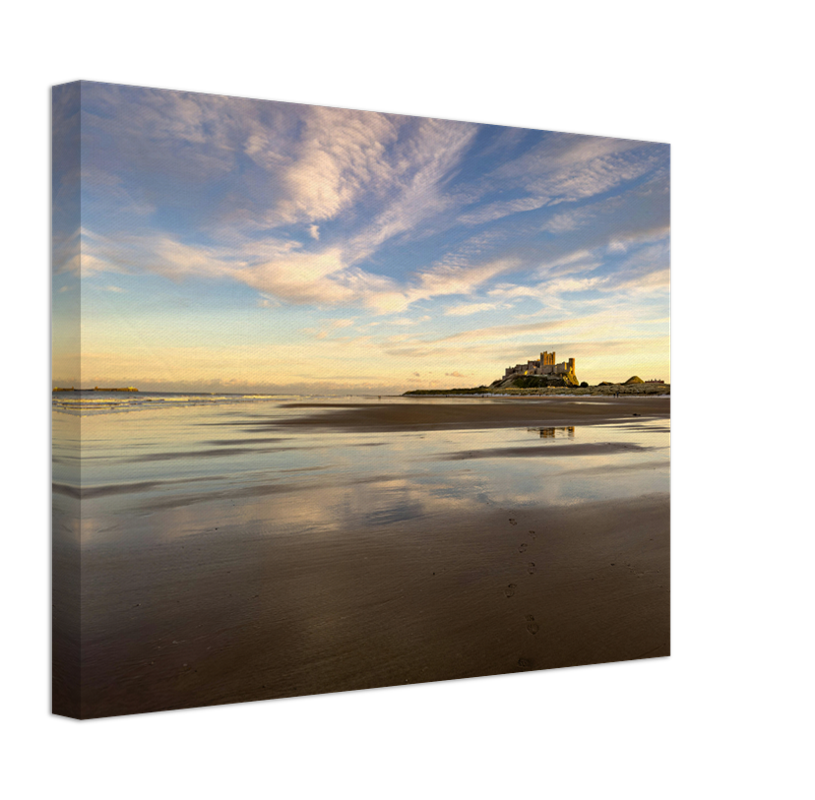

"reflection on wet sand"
[438,441,653,461]
[52,396,670,718]
[528,426,575,438]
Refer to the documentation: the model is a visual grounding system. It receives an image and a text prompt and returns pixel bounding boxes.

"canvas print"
[52,81,670,719]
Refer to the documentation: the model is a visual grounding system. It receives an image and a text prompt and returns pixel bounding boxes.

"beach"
[53,393,669,718]
[278,395,670,430]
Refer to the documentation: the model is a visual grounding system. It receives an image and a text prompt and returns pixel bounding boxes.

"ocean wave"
[51,391,299,416]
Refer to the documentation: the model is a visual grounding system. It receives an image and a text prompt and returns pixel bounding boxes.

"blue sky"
[52,81,669,392]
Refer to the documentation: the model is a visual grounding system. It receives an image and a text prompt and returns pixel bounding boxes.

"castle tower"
[568,357,575,374]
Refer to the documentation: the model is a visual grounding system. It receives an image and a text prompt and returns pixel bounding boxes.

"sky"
[52,81,669,393]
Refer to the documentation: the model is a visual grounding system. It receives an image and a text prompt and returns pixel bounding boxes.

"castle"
[504,350,577,381]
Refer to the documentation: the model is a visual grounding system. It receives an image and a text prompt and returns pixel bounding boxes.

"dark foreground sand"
[278,396,670,431]
[68,494,668,719]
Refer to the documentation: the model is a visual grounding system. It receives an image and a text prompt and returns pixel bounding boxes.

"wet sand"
[53,395,670,719]
[438,442,656,460]
[278,396,670,431]
[77,494,669,719]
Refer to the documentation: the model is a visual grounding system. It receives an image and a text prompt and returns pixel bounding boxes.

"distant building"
[503,350,577,381]
[643,379,665,384]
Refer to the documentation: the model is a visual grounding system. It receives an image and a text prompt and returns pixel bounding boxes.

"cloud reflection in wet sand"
[53,397,669,717]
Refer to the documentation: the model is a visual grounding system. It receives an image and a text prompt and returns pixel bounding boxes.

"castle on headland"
[504,351,576,380]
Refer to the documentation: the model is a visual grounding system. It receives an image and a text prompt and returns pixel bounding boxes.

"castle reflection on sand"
[527,426,576,439]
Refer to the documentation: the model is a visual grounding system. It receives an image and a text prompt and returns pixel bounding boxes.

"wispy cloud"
[240,248,352,304]
[457,133,660,228]
[52,227,81,276]
[534,249,602,278]
[268,106,400,226]
[606,224,670,255]
[345,118,479,261]
[413,257,518,301]
[458,197,544,226]
[444,301,500,316]
[427,317,574,345]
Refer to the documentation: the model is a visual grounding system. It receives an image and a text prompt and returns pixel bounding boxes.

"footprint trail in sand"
[504,518,544,664]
